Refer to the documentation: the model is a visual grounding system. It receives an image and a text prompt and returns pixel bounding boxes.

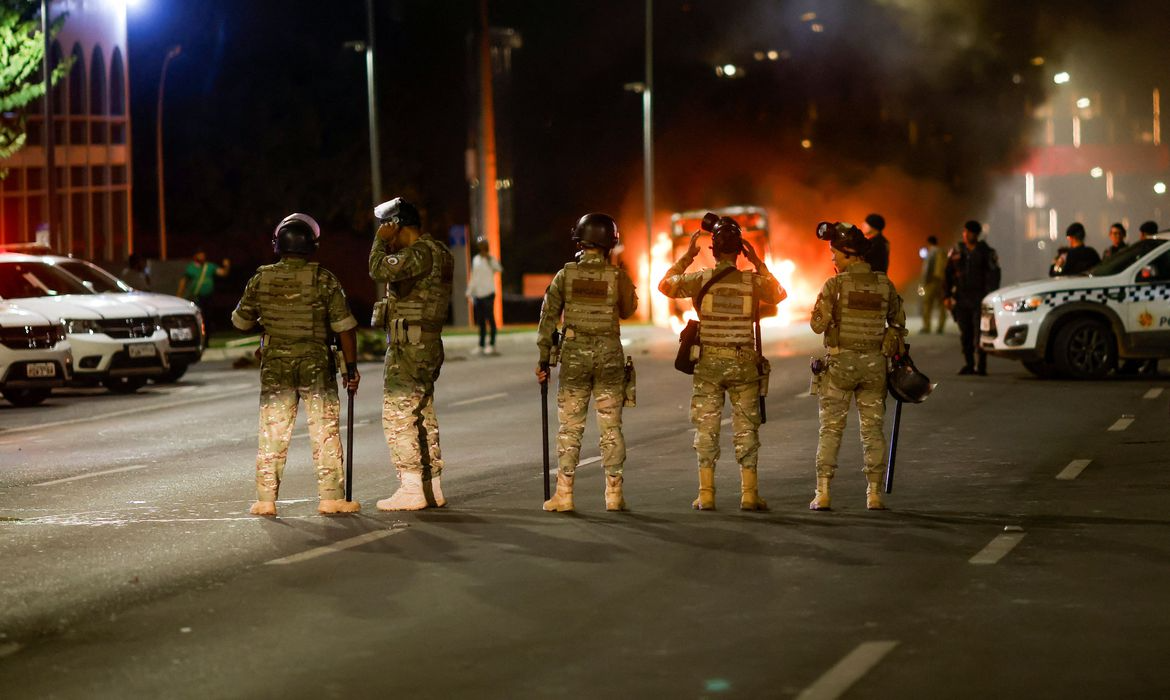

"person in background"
[178,249,231,342]
[120,253,151,290]
[920,235,947,333]
[467,237,502,355]
[1139,220,1160,241]
[1103,223,1128,260]
[1049,222,1100,276]
[944,220,999,376]
[861,213,890,273]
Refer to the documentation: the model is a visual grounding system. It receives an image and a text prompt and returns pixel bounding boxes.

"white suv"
[981,235,1170,379]
[0,302,72,406]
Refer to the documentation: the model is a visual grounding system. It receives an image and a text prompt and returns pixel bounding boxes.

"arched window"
[49,41,65,117]
[90,46,106,115]
[68,43,86,116]
[110,48,126,116]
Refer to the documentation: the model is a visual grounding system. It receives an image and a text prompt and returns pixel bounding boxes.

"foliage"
[0,0,70,177]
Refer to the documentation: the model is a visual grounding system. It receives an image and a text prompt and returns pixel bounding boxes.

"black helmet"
[711,217,743,256]
[816,221,870,256]
[887,351,932,403]
[273,213,320,256]
[571,213,619,250]
[374,197,421,228]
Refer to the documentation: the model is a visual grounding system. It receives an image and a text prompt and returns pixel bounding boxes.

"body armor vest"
[256,261,327,346]
[699,268,755,347]
[389,237,454,333]
[833,270,891,352]
[562,261,620,335]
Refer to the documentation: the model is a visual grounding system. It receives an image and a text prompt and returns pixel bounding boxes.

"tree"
[0,0,69,177]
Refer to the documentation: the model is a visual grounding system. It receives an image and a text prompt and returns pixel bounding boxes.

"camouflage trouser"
[382,340,444,478]
[556,334,625,477]
[691,349,763,472]
[255,353,344,502]
[815,349,888,478]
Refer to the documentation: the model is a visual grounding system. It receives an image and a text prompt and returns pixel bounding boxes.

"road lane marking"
[292,419,372,440]
[796,640,899,700]
[32,464,152,487]
[969,532,1025,565]
[1108,417,1134,431]
[578,456,603,467]
[0,387,257,436]
[0,643,21,659]
[1056,459,1092,480]
[450,392,507,407]
[266,528,406,566]
[1143,388,1163,399]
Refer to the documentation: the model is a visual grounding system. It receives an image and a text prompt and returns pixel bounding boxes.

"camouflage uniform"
[809,260,906,509]
[232,257,358,503]
[659,257,784,510]
[369,233,454,490]
[537,249,637,508]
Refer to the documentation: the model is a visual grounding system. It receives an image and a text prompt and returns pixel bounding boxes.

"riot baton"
[345,367,356,502]
[540,362,551,500]
[883,397,904,494]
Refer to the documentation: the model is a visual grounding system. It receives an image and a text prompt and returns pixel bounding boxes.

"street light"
[623,0,655,324]
[156,44,180,260]
[345,0,383,209]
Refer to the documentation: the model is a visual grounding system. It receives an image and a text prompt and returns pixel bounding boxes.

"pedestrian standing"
[369,198,454,511]
[659,217,785,511]
[1049,222,1100,276]
[120,253,151,290]
[231,213,361,516]
[862,213,890,273]
[944,220,1000,375]
[178,248,231,343]
[467,237,502,355]
[1103,222,1128,260]
[1139,220,1160,241]
[920,235,947,333]
[808,222,907,511]
[537,213,638,512]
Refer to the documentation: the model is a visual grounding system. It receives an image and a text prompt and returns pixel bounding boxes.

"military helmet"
[816,221,870,257]
[711,216,743,256]
[273,213,321,256]
[887,355,933,403]
[571,213,619,250]
[374,197,421,228]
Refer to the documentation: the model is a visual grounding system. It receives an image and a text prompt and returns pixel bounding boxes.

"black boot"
[975,351,988,376]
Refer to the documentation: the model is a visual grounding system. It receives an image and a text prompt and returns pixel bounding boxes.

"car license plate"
[26,362,56,378]
[169,327,194,341]
[980,315,992,332]
[128,343,157,358]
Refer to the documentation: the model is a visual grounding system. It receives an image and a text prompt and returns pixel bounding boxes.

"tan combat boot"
[249,501,277,516]
[543,472,575,512]
[604,474,626,512]
[424,474,447,508]
[377,470,428,511]
[809,476,832,511]
[866,474,886,510]
[318,499,361,514]
[740,468,768,511]
[692,467,716,510]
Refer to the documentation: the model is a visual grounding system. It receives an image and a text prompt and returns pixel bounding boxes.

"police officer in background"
[659,217,785,511]
[862,213,890,273]
[232,213,361,516]
[369,198,454,511]
[809,222,906,511]
[1049,222,1100,276]
[536,213,638,512]
[944,220,999,375]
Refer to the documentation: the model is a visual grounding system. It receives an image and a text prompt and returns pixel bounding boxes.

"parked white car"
[42,256,204,382]
[0,301,72,406]
[981,235,1170,379]
[0,254,169,393]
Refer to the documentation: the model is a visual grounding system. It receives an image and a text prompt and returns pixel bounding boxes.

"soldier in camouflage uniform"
[536,213,638,512]
[369,198,454,511]
[659,217,785,511]
[232,213,361,516]
[808,222,907,511]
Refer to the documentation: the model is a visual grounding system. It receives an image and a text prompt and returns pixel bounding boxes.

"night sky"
[124,0,1170,315]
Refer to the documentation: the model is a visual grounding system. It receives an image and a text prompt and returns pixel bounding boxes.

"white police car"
[0,302,72,406]
[981,235,1170,379]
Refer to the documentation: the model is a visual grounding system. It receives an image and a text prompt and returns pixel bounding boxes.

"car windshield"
[0,261,94,299]
[57,260,133,293]
[1089,238,1167,277]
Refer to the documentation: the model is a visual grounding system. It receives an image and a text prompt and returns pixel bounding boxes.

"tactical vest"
[562,262,620,335]
[833,270,891,352]
[388,237,454,333]
[699,268,755,347]
[256,261,327,345]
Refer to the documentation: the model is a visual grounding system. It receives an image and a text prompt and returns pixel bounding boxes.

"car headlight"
[1001,295,1044,312]
[62,318,102,333]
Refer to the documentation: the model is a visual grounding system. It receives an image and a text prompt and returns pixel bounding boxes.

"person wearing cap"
[369,197,454,511]
[232,213,361,517]
[944,220,1000,375]
[1049,222,1101,276]
[537,213,637,512]
[1103,222,1128,260]
[467,237,503,355]
[660,217,785,511]
[861,213,890,274]
[809,222,906,511]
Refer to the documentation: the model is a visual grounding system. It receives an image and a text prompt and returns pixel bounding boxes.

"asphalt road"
[1,323,1168,699]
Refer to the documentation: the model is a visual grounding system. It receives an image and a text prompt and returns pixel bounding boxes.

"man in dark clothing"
[862,213,890,273]
[1049,222,1101,276]
[945,220,999,376]
[1103,222,1128,260]
[1139,220,1160,241]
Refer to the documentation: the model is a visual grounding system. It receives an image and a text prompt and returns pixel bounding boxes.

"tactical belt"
[701,346,757,359]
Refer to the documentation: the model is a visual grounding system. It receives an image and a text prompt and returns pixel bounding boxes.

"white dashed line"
[1056,459,1092,481]
[0,387,256,436]
[969,532,1025,565]
[0,642,22,659]
[578,456,603,467]
[450,392,507,407]
[292,419,371,440]
[32,464,152,487]
[1108,417,1134,432]
[265,528,407,566]
[1143,388,1163,399]
[796,641,900,700]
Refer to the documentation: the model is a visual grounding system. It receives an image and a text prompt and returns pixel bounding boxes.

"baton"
[540,362,551,501]
[345,367,356,502]
[883,398,903,493]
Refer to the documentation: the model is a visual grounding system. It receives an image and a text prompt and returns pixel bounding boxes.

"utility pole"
[156,45,181,260]
[642,0,654,323]
[40,0,57,252]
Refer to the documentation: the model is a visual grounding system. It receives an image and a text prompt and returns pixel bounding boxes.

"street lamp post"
[624,0,655,323]
[346,0,383,208]
[40,0,57,252]
[156,44,181,260]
